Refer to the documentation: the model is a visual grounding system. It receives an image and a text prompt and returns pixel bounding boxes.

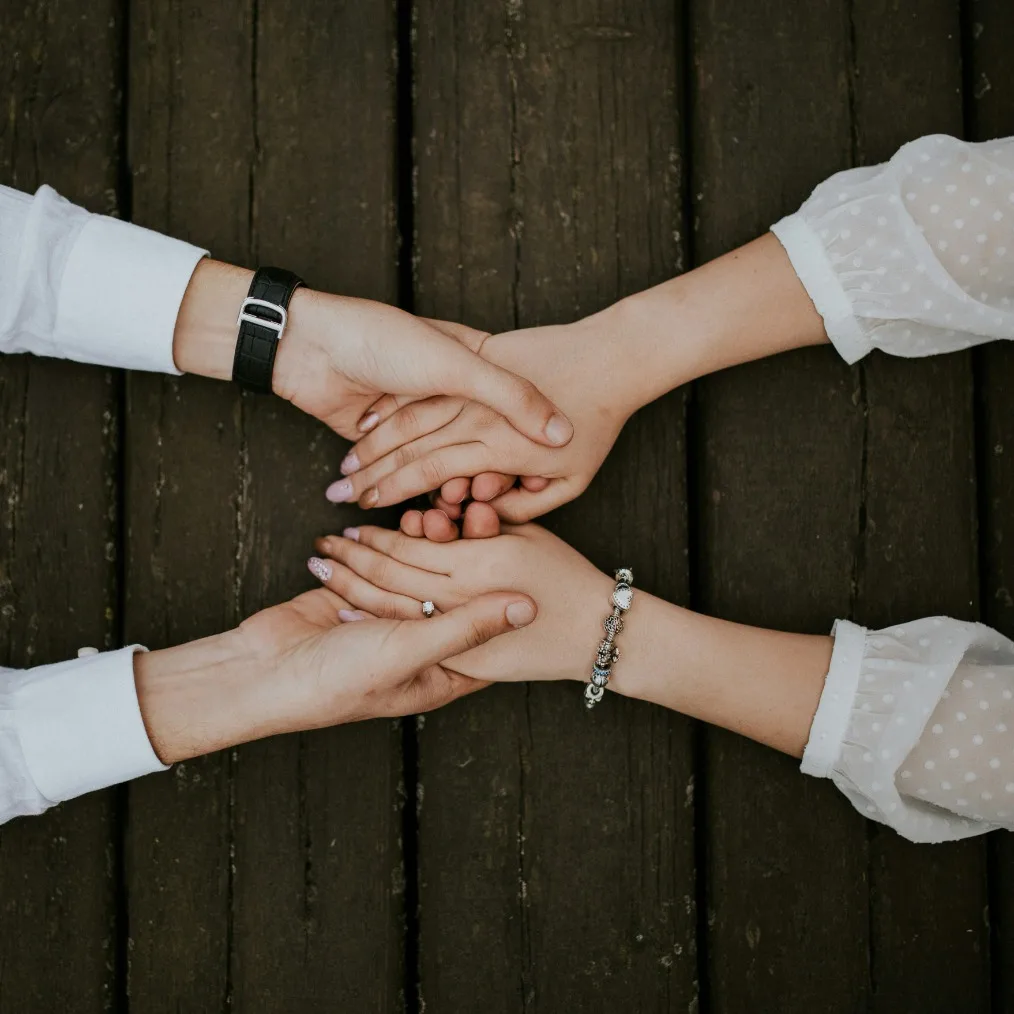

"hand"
[328,233,832,520]
[327,315,639,520]
[134,581,537,764]
[171,259,574,447]
[306,519,614,684]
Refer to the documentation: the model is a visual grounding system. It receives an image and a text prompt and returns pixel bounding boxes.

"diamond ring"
[421,600,435,618]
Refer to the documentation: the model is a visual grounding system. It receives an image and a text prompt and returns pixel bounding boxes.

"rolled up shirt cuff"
[13,646,168,804]
[771,213,872,365]
[800,619,869,779]
[54,214,207,374]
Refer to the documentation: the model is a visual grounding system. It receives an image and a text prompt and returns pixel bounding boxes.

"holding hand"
[134,577,537,764]
[327,317,638,521]
[307,516,614,683]
[172,259,574,447]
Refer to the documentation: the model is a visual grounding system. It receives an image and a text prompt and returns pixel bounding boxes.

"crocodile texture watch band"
[232,266,304,393]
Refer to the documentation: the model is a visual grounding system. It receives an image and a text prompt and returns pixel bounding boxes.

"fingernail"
[339,609,367,622]
[343,527,360,541]
[506,601,536,628]
[308,557,332,582]
[340,451,360,475]
[359,412,380,433]
[360,487,379,509]
[544,414,572,446]
[326,479,354,503]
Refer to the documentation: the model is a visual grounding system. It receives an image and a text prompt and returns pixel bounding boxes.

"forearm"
[134,629,294,764]
[607,592,831,758]
[587,233,828,414]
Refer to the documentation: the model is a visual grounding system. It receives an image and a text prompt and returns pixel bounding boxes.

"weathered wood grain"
[412,1,695,1010]
[691,2,872,1010]
[124,1,252,1007]
[125,0,404,1010]
[965,1,1014,1008]
[0,3,123,1010]
[228,1,405,1010]
[849,3,990,1010]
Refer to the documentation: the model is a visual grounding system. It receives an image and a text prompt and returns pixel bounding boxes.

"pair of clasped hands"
[142,235,819,763]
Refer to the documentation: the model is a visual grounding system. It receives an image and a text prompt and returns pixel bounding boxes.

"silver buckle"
[237,297,287,337]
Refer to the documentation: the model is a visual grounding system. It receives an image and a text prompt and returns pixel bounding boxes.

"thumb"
[439,342,574,449]
[394,592,537,669]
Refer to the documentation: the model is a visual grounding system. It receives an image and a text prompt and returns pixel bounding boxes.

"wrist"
[581,233,829,413]
[171,259,253,380]
[134,628,282,764]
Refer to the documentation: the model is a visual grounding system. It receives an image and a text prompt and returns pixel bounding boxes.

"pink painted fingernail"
[339,609,367,622]
[343,527,360,541]
[326,479,354,503]
[359,412,380,433]
[308,557,332,582]
[506,601,536,628]
[340,451,360,475]
[544,414,572,446]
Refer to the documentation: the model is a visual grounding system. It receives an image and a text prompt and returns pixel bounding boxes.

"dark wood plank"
[126,1,404,1009]
[228,1,405,1009]
[0,3,124,1010]
[691,2,872,1010]
[849,3,990,1010]
[412,1,695,1010]
[965,1,1014,1008]
[124,1,251,1006]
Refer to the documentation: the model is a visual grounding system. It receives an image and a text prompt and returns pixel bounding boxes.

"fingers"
[313,532,449,600]
[470,472,516,502]
[487,479,577,524]
[308,556,429,619]
[400,510,425,537]
[364,445,494,510]
[423,509,461,542]
[461,502,502,538]
[439,476,471,505]
[390,592,537,670]
[344,397,465,476]
[357,393,406,434]
[331,524,452,571]
[399,507,463,542]
[441,348,573,449]
[521,475,550,492]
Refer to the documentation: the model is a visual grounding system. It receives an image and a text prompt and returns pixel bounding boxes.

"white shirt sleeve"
[771,134,1014,364]
[802,617,1014,842]
[0,647,169,824]
[0,183,207,372]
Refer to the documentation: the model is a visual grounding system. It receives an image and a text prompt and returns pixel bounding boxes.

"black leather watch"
[232,266,304,393]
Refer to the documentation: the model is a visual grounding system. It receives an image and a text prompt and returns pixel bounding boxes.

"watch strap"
[232,266,304,393]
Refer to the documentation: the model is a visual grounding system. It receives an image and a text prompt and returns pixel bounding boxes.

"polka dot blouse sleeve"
[802,618,1014,842]
[771,134,1014,364]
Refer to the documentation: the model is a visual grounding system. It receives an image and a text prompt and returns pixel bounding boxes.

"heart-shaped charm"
[612,584,633,611]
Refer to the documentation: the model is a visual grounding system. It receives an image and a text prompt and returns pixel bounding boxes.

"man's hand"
[133,581,537,765]
[170,259,573,447]
[326,316,640,519]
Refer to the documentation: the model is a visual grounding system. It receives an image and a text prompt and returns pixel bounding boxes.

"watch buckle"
[237,297,287,337]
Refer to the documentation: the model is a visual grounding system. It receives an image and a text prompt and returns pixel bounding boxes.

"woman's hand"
[171,259,574,447]
[134,582,537,764]
[326,316,641,521]
[306,521,615,683]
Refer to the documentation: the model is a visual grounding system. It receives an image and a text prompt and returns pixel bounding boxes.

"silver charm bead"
[591,667,610,687]
[612,584,634,612]
[604,614,624,636]
[584,683,605,707]
[421,600,435,618]
[615,567,633,584]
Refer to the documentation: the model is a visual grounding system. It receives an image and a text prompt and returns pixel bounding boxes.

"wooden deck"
[2,1,1012,1010]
